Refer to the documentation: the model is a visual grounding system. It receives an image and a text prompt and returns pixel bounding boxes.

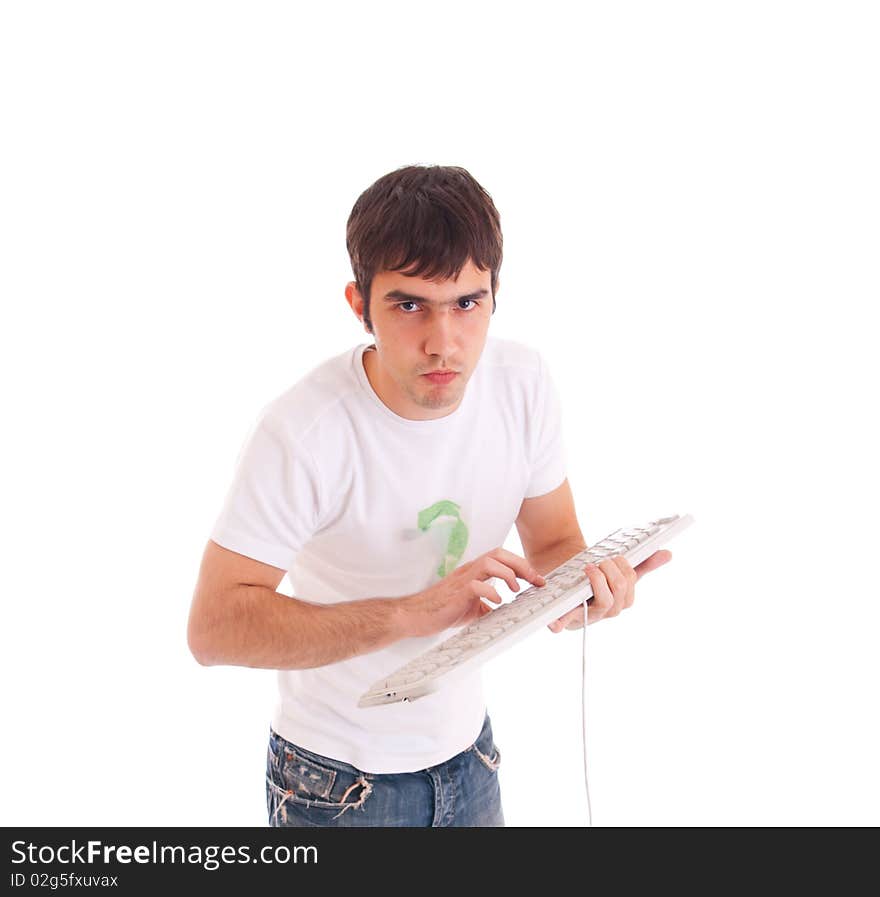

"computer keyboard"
[358,513,694,707]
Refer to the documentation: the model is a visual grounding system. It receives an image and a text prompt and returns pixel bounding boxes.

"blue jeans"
[265,712,504,827]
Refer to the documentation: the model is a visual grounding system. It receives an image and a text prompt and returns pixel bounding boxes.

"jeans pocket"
[266,735,375,825]
[279,750,338,802]
[469,716,501,772]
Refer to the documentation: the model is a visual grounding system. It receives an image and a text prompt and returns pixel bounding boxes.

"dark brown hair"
[346,165,503,332]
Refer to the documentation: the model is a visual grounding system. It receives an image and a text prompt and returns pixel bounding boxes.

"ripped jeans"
[265,712,504,827]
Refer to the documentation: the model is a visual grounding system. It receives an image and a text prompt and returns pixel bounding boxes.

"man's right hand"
[400,548,546,639]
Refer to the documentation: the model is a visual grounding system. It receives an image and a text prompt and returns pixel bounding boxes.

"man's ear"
[344,281,360,315]
[345,282,373,333]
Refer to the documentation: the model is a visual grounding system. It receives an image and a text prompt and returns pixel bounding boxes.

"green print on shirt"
[417,500,469,578]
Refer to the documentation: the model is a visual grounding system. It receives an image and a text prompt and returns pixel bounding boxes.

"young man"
[187,165,671,827]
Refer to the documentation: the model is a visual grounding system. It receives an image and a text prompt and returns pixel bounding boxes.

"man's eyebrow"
[382,288,489,304]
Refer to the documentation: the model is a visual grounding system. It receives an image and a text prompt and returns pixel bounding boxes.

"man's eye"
[396,300,478,313]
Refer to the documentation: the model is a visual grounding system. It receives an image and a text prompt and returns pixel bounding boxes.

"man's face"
[345,258,494,421]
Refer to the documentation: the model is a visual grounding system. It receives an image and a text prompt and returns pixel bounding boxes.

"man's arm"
[515,478,673,629]
[187,540,411,670]
[187,539,547,668]
[514,478,587,575]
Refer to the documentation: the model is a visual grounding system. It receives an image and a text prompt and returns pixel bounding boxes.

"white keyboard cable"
[582,595,593,827]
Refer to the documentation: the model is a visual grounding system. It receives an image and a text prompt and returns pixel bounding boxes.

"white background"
[2,1,878,827]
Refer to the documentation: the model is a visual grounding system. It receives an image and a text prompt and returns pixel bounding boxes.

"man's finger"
[585,562,614,617]
[547,605,583,633]
[633,549,672,582]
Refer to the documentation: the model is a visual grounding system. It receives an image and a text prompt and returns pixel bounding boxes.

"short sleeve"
[524,352,567,499]
[209,412,322,571]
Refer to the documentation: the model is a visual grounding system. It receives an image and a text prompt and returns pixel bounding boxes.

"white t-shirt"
[210,337,567,773]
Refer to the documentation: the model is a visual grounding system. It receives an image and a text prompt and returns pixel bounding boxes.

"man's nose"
[423,310,458,358]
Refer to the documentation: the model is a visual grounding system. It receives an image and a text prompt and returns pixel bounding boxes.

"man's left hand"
[547,549,672,633]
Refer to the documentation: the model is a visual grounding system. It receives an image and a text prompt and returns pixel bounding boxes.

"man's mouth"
[422,370,458,384]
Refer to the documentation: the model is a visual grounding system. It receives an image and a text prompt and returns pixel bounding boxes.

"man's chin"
[413,381,464,411]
